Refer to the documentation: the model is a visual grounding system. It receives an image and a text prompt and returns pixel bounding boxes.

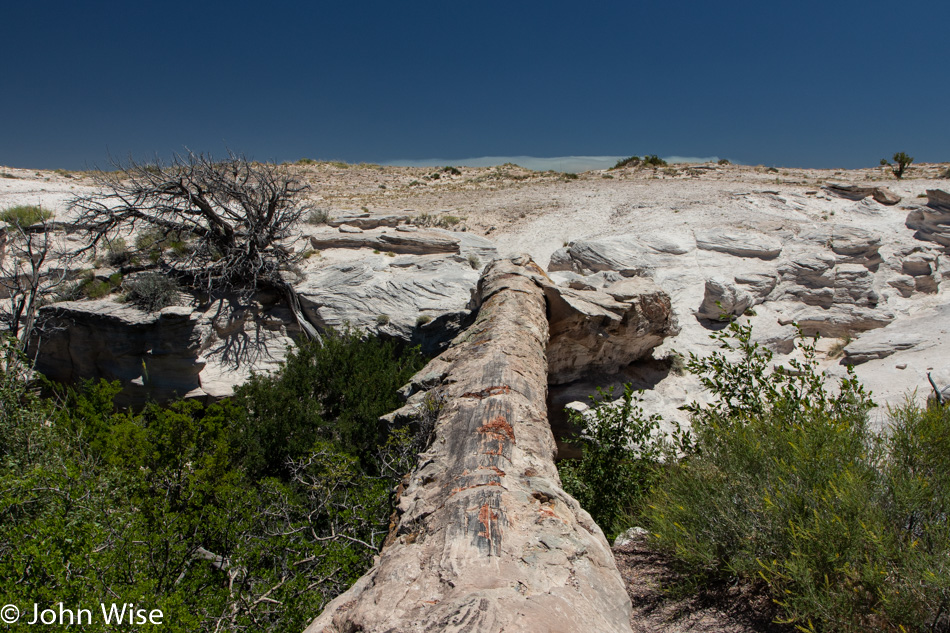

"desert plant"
[611,156,641,170]
[415,314,432,326]
[442,166,461,176]
[645,322,950,632]
[307,208,332,225]
[0,204,53,227]
[71,150,311,292]
[557,385,673,540]
[717,158,731,165]
[467,253,481,270]
[891,152,913,179]
[642,154,668,167]
[376,314,390,325]
[124,272,180,312]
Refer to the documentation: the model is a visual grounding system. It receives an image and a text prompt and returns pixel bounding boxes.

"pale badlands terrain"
[4,159,948,428]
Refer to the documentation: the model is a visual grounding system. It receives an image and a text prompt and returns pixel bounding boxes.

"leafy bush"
[0,328,430,631]
[0,204,53,227]
[124,272,179,312]
[642,154,668,167]
[558,385,673,540]
[891,151,913,179]
[230,328,426,479]
[645,322,950,632]
[611,156,641,170]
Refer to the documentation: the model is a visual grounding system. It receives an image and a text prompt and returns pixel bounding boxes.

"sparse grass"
[412,213,465,229]
[415,314,432,326]
[1,204,53,227]
[466,253,480,270]
[295,158,319,165]
[827,333,852,358]
[306,208,332,225]
[376,314,390,326]
[104,237,133,267]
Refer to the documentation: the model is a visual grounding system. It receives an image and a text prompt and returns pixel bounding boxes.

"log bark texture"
[305,256,633,633]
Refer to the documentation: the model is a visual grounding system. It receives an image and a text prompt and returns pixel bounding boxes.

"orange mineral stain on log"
[461,385,512,399]
[478,415,516,456]
[477,503,500,547]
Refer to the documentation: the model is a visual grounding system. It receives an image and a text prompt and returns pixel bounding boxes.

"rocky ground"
[613,533,791,633]
[3,159,949,415]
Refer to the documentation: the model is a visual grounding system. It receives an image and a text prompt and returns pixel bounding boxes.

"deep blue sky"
[2,1,947,170]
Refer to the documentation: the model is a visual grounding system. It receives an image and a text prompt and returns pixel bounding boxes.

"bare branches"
[70,151,311,292]
[0,219,76,350]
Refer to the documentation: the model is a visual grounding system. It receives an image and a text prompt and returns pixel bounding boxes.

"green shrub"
[0,204,53,227]
[230,328,426,479]
[415,314,432,326]
[442,166,462,176]
[718,158,730,165]
[562,172,579,180]
[642,154,668,167]
[611,156,641,170]
[558,385,673,540]
[892,152,913,179]
[646,322,950,632]
[124,272,179,312]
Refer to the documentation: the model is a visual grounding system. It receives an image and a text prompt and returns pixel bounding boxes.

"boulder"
[842,331,925,365]
[696,276,754,321]
[906,190,950,248]
[305,258,634,633]
[824,182,901,205]
[693,228,783,259]
[327,213,410,229]
[789,305,895,338]
[544,277,679,385]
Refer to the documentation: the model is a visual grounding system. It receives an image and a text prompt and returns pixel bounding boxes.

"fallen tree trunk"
[305,256,633,633]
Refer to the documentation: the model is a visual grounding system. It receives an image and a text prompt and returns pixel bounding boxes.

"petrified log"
[305,256,633,633]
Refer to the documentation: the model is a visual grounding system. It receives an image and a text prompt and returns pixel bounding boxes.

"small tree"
[0,212,74,350]
[891,151,913,179]
[71,151,311,292]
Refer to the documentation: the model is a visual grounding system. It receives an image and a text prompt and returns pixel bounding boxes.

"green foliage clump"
[231,328,426,479]
[611,156,641,170]
[124,272,180,312]
[0,204,53,227]
[642,154,668,167]
[558,385,674,540]
[0,329,429,632]
[645,322,950,632]
[891,151,914,179]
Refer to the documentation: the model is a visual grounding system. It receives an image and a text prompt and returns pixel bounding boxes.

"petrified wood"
[305,256,633,633]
